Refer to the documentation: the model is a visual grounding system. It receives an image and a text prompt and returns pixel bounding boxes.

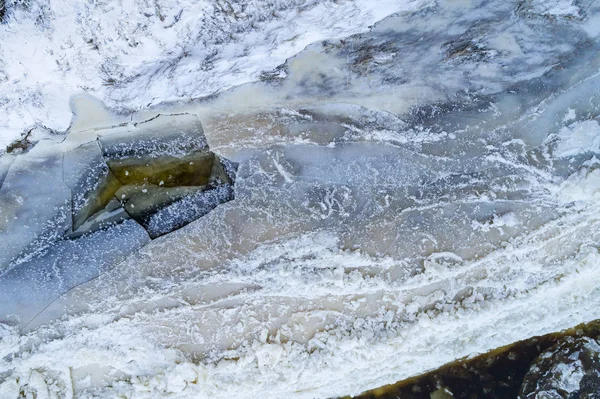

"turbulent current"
[2,0,600,398]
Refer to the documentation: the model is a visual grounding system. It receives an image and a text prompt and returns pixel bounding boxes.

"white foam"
[555,120,600,158]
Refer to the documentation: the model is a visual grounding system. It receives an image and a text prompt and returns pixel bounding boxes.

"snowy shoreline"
[0,0,430,151]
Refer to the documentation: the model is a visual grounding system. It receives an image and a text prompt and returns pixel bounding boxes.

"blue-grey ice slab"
[0,142,72,269]
[0,154,14,190]
[98,113,208,159]
[145,183,234,238]
[0,220,149,327]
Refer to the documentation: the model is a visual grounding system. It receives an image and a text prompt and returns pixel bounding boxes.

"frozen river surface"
[2,0,600,398]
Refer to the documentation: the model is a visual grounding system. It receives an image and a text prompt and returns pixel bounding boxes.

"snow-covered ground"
[0,0,429,150]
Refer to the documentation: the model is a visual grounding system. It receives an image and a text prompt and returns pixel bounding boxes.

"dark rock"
[5,130,35,154]
[355,321,600,399]
[519,337,600,399]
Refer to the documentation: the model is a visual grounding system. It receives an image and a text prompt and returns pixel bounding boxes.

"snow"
[0,0,430,151]
[551,360,585,393]
[554,120,600,158]
[556,167,600,203]
[525,0,580,17]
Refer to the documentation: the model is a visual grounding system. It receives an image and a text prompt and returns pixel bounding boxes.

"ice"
[0,154,15,189]
[145,184,234,238]
[98,114,208,160]
[0,111,236,328]
[63,141,122,230]
[555,120,600,158]
[0,142,72,269]
[2,0,600,398]
[0,220,150,329]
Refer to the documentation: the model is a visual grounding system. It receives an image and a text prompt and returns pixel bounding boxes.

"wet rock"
[5,130,35,155]
[355,322,600,399]
[519,337,600,399]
